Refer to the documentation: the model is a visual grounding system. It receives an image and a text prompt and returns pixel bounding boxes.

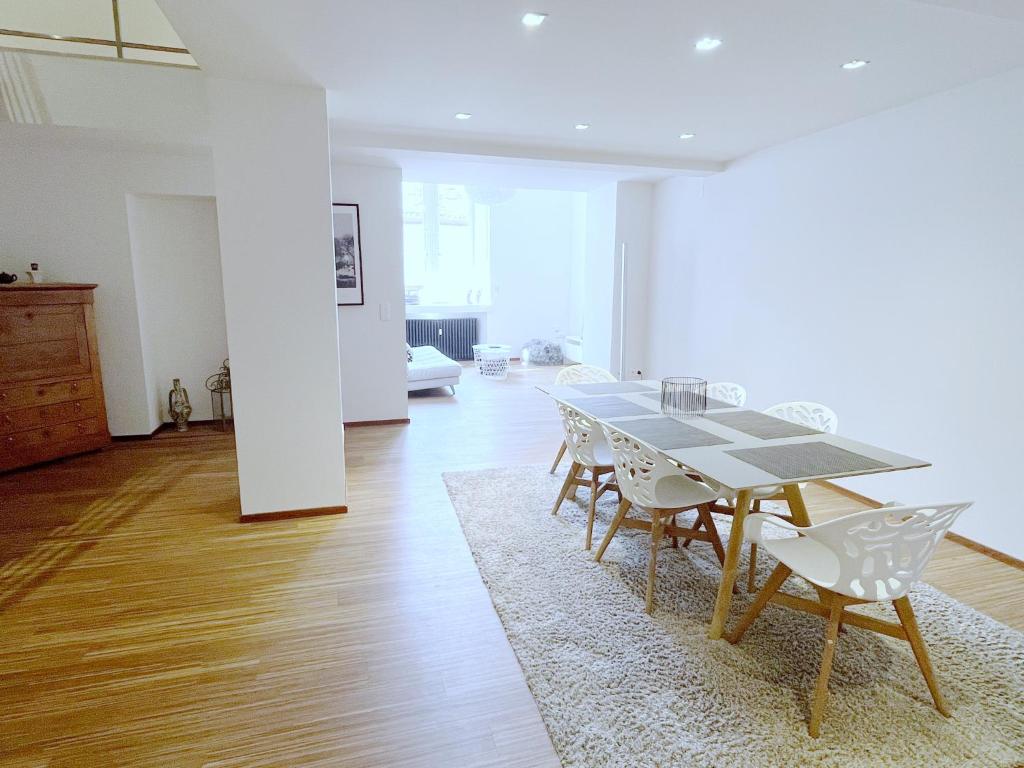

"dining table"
[537,379,930,640]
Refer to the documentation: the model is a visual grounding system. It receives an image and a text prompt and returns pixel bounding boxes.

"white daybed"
[407,345,462,394]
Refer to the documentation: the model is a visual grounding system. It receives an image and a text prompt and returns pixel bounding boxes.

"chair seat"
[590,441,613,467]
[653,473,719,509]
[761,535,840,592]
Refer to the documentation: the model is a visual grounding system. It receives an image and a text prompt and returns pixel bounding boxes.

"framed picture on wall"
[333,203,364,306]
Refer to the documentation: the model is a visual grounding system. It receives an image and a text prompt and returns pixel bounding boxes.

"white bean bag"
[407,345,462,393]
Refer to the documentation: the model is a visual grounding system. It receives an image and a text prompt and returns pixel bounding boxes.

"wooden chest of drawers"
[0,284,111,472]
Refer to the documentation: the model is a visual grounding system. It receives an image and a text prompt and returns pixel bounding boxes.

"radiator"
[406,317,479,361]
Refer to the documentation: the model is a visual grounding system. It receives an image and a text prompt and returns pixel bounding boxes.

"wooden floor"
[1,364,1021,767]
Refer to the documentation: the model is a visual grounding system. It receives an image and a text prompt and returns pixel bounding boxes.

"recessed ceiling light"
[679,132,696,140]
[575,123,590,131]
[454,112,472,120]
[841,59,869,70]
[522,12,548,27]
[695,37,722,52]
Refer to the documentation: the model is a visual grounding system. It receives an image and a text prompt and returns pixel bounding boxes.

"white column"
[206,78,346,517]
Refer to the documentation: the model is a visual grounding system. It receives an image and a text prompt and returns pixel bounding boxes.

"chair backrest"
[707,382,747,407]
[555,364,617,386]
[559,405,608,467]
[763,401,838,434]
[601,424,719,510]
[806,503,972,601]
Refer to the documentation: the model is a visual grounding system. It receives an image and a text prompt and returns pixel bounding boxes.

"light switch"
[379,301,391,321]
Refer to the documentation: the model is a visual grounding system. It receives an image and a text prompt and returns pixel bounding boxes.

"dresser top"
[0,283,97,291]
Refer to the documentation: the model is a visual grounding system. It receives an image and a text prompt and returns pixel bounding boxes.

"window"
[0,0,196,67]
[403,182,491,308]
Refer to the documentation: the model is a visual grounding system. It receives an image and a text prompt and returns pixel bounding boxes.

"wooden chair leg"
[551,462,579,516]
[585,474,599,550]
[549,440,567,474]
[893,596,950,716]
[746,499,762,592]
[646,511,665,614]
[595,498,631,563]
[809,596,845,738]
[747,543,758,593]
[695,504,725,565]
[726,563,792,644]
[680,515,703,549]
[671,514,679,548]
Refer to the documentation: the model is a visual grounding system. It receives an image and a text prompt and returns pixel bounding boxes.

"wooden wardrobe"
[0,284,111,472]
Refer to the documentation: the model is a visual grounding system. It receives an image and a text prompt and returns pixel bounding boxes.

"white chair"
[595,424,725,613]
[763,401,839,434]
[706,382,747,407]
[727,502,972,738]
[549,364,617,474]
[551,405,618,550]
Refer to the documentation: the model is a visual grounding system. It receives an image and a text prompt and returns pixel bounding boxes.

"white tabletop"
[538,380,929,491]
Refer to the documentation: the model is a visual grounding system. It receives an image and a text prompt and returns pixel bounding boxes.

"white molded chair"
[707,382,747,407]
[763,401,839,434]
[551,405,619,550]
[728,502,972,737]
[595,425,725,613]
[549,365,617,474]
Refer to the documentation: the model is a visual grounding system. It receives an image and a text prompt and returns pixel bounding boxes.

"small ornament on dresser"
[168,378,193,432]
[27,263,44,283]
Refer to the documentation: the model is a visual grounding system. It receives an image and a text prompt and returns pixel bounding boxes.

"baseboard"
[343,418,410,428]
[112,420,223,441]
[818,480,1024,572]
[239,505,348,523]
[946,532,1024,571]
[111,426,163,441]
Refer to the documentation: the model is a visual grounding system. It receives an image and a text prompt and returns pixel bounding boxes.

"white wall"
[486,188,577,351]
[208,79,346,517]
[0,127,214,435]
[645,67,1024,558]
[567,193,587,340]
[127,194,228,430]
[580,183,618,370]
[0,50,207,143]
[613,181,653,380]
[330,161,408,424]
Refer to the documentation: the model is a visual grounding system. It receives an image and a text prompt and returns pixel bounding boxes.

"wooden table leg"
[781,483,811,526]
[708,489,752,640]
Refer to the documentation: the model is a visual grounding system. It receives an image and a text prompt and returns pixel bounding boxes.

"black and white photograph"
[333,203,364,306]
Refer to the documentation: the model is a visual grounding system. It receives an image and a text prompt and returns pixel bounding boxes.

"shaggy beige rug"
[443,466,1024,768]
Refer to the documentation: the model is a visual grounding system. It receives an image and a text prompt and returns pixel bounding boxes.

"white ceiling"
[159,0,1024,168]
[334,146,683,191]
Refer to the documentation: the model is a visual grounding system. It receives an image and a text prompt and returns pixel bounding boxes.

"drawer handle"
[0,392,6,401]
[77,423,88,432]
[6,436,14,445]
[36,387,46,397]
[74,401,83,410]
[24,311,34,320]
[1,415,11,425]
[70,383,80,392]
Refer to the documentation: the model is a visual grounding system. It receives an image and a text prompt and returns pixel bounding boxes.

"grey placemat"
[564,396,657,419]
[704,410,821,439]
[638,392,735,410]
[570,382,658,395]
[726,441,891,480]
[607,417,732,450]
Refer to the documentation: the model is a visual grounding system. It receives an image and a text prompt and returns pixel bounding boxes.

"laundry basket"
[477,344,512,380]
